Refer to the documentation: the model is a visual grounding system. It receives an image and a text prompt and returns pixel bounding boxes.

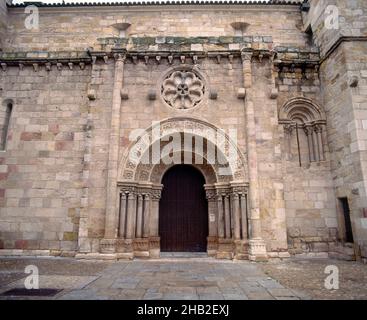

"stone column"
[217,193,225,238]
[240,193,248,240]
[205,186,217,237]
[224,194,231,239]
[316,125,325,161]
[241,50,267,261]
[312,126,320,162]
[304,126,315,162]
[118,192,127,238]
[283,124,293,159]
[126,192,136,239]
[149,186,162,258]
[205,185,218,257]
[136,194,143,238]
[103,52,126,246]
[143,194,150,238]
[232,193,241,240]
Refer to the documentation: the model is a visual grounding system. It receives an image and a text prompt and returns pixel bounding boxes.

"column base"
[248,239,268,261]
[216,238,234,260]
[207,236,218,257]
[234,239,249,260]
[116,252,134,260]
[100,238,117,254]
[149,236,160,259]
[116,238,133,253]
[133,238,150,258]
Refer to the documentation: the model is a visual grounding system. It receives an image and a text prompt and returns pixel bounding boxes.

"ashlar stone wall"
[5,5,310,52]
[304,0,367,261]
[0,62,90,255]
[0,0,7,50]
[1,2,364,260]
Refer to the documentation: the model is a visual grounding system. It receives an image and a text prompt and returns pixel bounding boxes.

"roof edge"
[8,1,304,8]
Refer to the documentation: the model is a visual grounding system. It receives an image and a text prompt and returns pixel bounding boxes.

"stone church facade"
[0,0,366,262]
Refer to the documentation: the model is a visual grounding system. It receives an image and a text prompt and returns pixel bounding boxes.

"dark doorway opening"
[339,197,354,243]
[159,165,208,252]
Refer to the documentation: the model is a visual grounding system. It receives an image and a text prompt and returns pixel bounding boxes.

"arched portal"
[100,117,251,260]
[159,165,208,252]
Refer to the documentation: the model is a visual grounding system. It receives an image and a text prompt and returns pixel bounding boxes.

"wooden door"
[159,165,208,252]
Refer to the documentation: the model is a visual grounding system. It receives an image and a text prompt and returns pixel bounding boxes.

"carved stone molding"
[119,117,248,183]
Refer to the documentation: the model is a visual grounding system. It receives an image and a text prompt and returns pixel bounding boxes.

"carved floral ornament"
[161,69,205,109]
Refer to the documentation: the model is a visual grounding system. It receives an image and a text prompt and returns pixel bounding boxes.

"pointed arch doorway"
[159,165,208,252]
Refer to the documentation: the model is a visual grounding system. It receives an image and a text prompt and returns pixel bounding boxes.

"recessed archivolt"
[278,97,326,125]
[118,117,247,183]
[148,152,219,184]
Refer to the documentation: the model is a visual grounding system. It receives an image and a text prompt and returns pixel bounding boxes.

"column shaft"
[240,194,248,239]
[149,189,162,238]
[143,194,150,238]
[312,128,320,161]
[306,129,315,162]
[104,53,126,239]
[232,194,241,240]
[126,193,136,239]
[119,193,127,238]
[317,128,325,161]
[224,195,231,239]
[217,195,225,238]
[136,194,143,238]
[241,52,262,240]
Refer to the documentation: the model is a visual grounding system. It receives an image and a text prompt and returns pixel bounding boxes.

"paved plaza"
[0,256,366,300]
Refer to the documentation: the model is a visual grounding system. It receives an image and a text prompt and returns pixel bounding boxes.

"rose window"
[161,70,205,109]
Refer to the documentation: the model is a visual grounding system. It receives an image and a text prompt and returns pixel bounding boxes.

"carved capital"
[150,189,162,200]
[241,51,253,62]
[283,124,294,135]
[303,125,313,136]
[114,53,127,63]
[314,125,323,134]
[231,185,247,195]
[119,185,136,195]
[205,189,217,200]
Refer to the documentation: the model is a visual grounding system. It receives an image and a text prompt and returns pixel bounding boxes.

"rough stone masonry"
[0,0,366,263]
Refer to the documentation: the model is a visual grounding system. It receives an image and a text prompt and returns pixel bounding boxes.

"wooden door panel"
[159,165,208,252]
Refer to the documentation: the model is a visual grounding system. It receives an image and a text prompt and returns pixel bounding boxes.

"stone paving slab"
[1,275,99,291]
[260,258,367,300]
[0,257,311,300]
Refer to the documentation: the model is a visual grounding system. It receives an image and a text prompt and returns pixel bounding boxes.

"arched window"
[279,97,326,166]
[1,99,13,150]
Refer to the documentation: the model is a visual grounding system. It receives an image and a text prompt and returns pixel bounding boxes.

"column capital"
[114,52,127,63]
[119,185,136,195]
[230,183,248,195]
[205,189,217,201]
[150,189,162,200]
[283,124,294,135]
[314,124,323,133]
[241,51,253,62]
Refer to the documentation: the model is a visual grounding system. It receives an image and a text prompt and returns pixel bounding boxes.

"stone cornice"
[8,1,303,14]
[0,37,322,71]
[320,36,367,66]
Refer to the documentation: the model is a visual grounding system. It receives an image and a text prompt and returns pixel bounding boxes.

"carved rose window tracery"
[161,70,205,109]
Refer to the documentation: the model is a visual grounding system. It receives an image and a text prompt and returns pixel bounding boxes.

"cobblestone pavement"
[259,258,367,300]
[0,257,365,300]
